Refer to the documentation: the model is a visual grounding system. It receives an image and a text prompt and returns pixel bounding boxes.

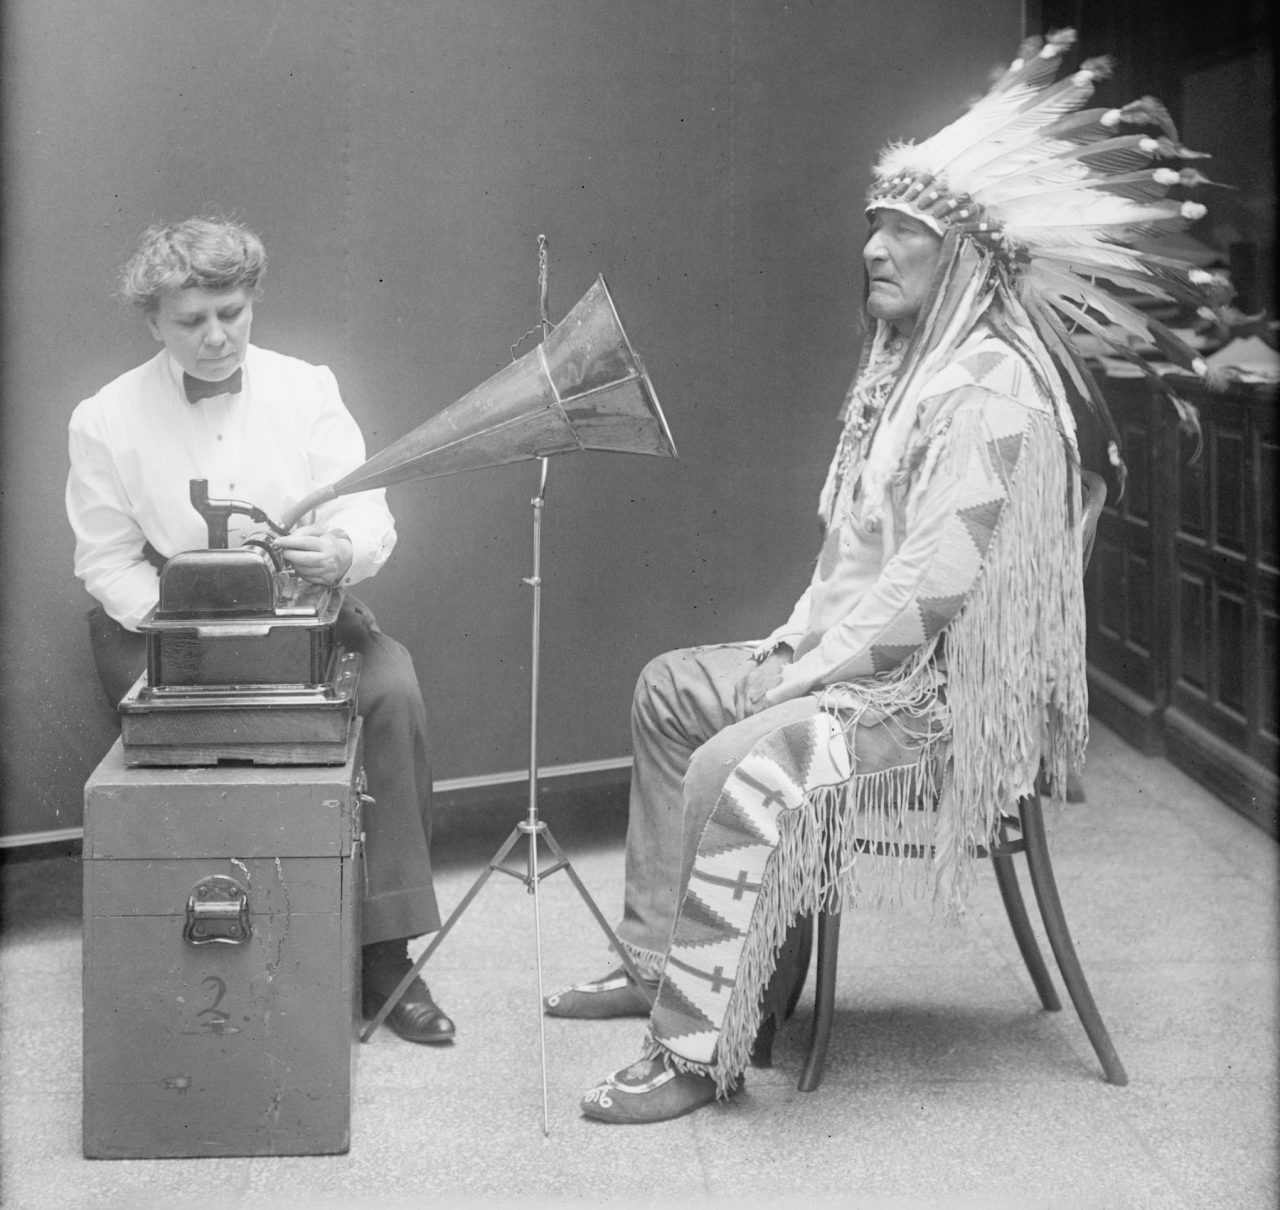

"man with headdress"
[544,31,1226,1123]
[66,216,457,1047]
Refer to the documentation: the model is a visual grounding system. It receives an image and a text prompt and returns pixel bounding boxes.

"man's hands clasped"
[734,646,792,718]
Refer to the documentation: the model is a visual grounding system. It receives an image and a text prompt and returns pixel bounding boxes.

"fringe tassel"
[616,942,667,982]
[938,409,1089,913]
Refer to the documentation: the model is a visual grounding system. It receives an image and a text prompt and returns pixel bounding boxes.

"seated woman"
[66,216,456,1046]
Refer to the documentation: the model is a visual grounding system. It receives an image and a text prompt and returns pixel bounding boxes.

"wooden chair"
[753,468,1128,1090]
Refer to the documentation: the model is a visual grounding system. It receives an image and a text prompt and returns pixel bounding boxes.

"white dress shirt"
[66,344,398,631]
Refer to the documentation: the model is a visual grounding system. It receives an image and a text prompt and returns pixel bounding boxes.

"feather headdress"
[867,29,1230,488]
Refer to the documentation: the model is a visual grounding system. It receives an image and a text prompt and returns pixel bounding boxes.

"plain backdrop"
[0,0,1021,839]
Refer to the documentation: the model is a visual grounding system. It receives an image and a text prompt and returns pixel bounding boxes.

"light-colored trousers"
[615,641,891,972]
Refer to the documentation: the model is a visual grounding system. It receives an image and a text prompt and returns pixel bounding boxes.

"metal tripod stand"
[360,243,655,1135]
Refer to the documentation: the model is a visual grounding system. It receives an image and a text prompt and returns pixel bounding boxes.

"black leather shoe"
[363,978,456,1045]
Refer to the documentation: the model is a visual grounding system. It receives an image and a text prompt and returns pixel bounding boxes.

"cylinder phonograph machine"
[115,274,676,768]
[115,481,361,765]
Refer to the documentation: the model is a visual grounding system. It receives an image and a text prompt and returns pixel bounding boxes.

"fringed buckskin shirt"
[757,325,1077,713]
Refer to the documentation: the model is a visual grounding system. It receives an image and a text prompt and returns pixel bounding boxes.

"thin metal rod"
[521,456,552,1132]
[526,822,551,1135]
[524,457,549,835]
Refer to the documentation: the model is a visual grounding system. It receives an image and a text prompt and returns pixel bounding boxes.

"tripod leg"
[360,824,525,1042]
[540,826,656,1008]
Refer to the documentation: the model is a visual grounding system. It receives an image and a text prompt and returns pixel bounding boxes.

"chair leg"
[991,836,1062,1012]
[785,913,814,1020]
[751,1012,778,1069]
[798,911,841,1092]
[751,914,813,1068]
[1020,795,1129,1087]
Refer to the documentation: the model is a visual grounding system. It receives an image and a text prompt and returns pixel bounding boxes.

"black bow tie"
[183,368,243,403]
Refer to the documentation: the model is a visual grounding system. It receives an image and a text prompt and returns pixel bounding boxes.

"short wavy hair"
[118,217,267,313]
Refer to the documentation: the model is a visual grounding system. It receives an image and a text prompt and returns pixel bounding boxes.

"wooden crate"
[82,724,363,1159]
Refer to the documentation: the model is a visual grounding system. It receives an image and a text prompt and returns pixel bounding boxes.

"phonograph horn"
[280,276,676,530]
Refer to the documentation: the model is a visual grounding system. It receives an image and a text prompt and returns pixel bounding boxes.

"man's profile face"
[147,286,254,382]
[863,208,943,336]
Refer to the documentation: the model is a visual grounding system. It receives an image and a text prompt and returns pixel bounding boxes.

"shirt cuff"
[327,528,354,584]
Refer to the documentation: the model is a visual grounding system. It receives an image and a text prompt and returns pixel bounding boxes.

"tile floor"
[1,720,1276,1210]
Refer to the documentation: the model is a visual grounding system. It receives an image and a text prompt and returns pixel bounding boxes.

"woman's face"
[147,286,254,382]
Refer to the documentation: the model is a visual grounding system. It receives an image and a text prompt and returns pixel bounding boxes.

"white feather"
[945,77,1101,182]
[1005,196,1184,232]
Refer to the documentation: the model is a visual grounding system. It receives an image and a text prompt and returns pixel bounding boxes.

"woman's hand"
[274,525,353,586]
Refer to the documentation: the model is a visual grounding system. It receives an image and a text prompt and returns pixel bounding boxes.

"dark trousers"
[88,597,442,946]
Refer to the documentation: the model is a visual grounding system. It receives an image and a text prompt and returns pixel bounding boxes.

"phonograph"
[116,480,362,765]
[115,249,676,1133]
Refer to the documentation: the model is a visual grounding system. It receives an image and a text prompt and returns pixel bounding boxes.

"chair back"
[1080,469,1107,573]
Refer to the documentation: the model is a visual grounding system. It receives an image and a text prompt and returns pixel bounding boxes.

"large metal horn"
[281,276,675,529]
